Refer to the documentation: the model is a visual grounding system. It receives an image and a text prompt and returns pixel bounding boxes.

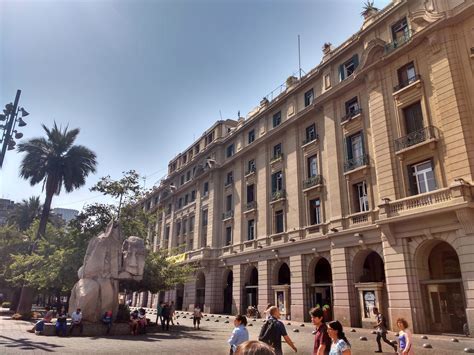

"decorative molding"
[380,224,396,246]
[455,208,474,235]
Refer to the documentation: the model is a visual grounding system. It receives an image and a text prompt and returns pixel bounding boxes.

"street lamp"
[0,90,30,168]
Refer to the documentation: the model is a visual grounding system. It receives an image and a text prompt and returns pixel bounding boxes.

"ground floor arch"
[195,272,206,308]
[243,266,258,311]
[272,261,291,319]
[223,269,233,314]
[308,257,333,321]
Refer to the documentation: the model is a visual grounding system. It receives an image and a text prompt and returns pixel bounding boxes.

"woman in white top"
[193,305,202,330]
[327,320,351,355]
[397,318,414,354]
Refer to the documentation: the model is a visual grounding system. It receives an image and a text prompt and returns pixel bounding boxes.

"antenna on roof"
[219,110,223,120]
[298,35,302,80]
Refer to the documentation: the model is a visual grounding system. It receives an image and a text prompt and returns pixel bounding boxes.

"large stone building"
[136,0,474,335]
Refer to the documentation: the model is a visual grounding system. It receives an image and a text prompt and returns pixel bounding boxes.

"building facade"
[137,0,474,335]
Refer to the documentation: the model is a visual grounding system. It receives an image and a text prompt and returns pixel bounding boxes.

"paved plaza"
[0,310,473,354]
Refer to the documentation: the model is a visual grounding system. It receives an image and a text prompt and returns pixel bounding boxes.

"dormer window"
[392,17,409,42]
[339,55,359,81]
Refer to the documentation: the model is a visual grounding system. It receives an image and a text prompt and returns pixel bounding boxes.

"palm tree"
[17,122,97,240]
[15,122,97,315]
[7,196,42,231]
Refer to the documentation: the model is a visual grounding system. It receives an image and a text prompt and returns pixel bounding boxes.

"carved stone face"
[121,236,146,277]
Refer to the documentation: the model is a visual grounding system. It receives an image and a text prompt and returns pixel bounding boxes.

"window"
[202,209,208,227]
[409,160,437,195]
[309,199,321,225]
[273,111,282,128]
[275,210,284,234]
[305,124,317,143]
[178,197,183,209]
[191,190,196,201]
[324,74,331,89]
[226,171,233,185]
[184,194,189,205]
[182,218,187,234]
[271,171,283,193]
[339,54,359,81]
[346,131,364,161]
[226,194,233,211]
[248,129,255,144]
[226,144,235,158]
[167,204,172,215]
[403,101,424,134]
[183,155,187,164]
[308,155,318,178]
[189,215,195,232]
[165,225,170,240]
[248,219,255,240]
[203,182,209,196]
[392,17,409,42]
[225,226,232,246]
[180,175,185,185]
[345,97,360,117]
[176,221,181,236]
[273,143,282,158]
[194,144,200,154]
[304,89,314,107]
[206,131,214,145]
[397,62,417,90]
[247,159,256,173]
[186,171,191,181]
[247,184,255,203]
[354,181,369,212]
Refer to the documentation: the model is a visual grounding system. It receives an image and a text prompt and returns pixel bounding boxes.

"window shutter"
[339,64,345,81]
[352,54,359,70]
[407,165,418,195]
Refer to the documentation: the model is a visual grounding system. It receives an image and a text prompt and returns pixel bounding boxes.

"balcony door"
[403,101,424,134]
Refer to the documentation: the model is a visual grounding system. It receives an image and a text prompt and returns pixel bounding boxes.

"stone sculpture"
[68,222,146,322]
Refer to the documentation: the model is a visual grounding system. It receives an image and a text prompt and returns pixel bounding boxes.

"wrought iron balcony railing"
[344,154,369,172]
[245,166,256,175]
[302,134,319,146]
[222,210,234,220]
[246,201,256,211]
[270,153,283,164]
[393,74,421,92]
[394,126,437,151]
[303,175,323,189]
[384,30,414,54]
[341,108,362,123]
[224,180,233,187]
[271,189,286,201]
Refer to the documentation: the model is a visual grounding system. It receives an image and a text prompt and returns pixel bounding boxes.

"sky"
[0,0,390,212]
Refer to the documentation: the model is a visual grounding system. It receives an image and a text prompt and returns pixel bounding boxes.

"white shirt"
[71,311,82,323]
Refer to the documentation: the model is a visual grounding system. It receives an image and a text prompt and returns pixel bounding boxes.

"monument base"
[40,322,160,336]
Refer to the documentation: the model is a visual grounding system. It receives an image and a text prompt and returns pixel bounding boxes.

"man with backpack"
[258,306,297,354]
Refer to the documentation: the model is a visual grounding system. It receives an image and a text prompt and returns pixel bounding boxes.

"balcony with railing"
[393,74,421,92]
[341,108,362,124]
[245,165,256,176]
[302,134,319,146]
[245,201,257,211]
[222,210,234,220]
[303,175,323,190]
[344,154,369,173]
[271,189,286,202]
[270,153,284,164]
[384,30,414,55]
[395,126,437,152]
[224,179,234,188]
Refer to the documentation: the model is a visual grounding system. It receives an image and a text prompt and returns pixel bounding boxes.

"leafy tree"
[16,122,97,314]
[7,196,42,231]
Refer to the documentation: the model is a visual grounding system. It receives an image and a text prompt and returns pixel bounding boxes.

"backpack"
[258,318,280,347]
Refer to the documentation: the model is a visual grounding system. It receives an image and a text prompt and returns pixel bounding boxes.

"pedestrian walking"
[310,307,331,355]
[373,307,397,353]
[258,306,297,355]
[193,304,202,330]
[396,318,414,354]
[161,303,171,331]
[326,320,351,355]
[228,315,249,354]
[170,301,176,325]
[156,301,163,325]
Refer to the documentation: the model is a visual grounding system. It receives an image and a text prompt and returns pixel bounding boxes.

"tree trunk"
[36,187,54,240]
[16,286,35,315]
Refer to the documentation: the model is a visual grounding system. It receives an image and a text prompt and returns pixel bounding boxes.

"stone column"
[289,254,307,322]
[258,260,272,316]
[232,264,243,314]
[331,247,357,327]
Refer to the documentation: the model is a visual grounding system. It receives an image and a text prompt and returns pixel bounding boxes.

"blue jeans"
[55,322,67,336]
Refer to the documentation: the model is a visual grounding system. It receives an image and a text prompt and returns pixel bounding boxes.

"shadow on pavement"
[0,335,64,352]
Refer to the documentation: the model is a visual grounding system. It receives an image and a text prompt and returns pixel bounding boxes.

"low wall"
[41,322,160,336]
